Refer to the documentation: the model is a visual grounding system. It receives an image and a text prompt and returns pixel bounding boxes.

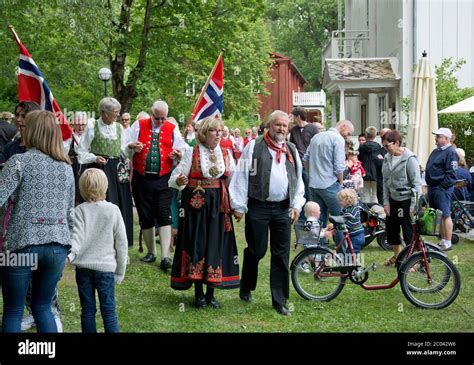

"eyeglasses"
[152,115,166,122]
[209,129,224,135]
[383,142,394,149]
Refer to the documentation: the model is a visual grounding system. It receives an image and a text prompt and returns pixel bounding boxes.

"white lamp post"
[98,67,112,97]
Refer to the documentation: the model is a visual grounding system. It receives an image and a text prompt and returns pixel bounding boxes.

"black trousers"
[242,198,291,306]
[386,198,413,246]
[132,171,173,229]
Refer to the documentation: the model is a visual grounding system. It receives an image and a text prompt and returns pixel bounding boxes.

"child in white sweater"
[68,168,128,333]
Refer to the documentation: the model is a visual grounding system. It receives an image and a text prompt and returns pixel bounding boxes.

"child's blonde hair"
[79,168,108,202]
[304,201,321,217]
[337,188,358,206]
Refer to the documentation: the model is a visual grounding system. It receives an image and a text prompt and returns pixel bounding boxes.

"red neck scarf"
[263,131,294,165]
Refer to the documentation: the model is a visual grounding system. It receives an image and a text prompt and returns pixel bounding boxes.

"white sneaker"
[21,313,36,331]
[52,308,63,333]
[438,242,452,251]
[300,262,311,273]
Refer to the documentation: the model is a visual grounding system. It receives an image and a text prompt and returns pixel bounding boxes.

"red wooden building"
[258,52,307,120]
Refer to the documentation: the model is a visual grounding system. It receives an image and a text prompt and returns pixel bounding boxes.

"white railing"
[293,91,326,107]
[330,30,370,58]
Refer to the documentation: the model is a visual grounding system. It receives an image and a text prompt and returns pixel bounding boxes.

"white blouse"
[169,144,236,190]
[76,118,131,164]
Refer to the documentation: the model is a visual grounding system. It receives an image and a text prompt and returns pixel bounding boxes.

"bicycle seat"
[328,215,346,225]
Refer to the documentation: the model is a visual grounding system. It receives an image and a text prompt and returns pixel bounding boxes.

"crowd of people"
[0,99,472,331]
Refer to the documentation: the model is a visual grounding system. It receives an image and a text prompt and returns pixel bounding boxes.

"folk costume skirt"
[86,159,134,246]
[171,185,240,290]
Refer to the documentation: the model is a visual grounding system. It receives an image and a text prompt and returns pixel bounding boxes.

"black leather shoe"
[140,253,156,263]
[195,295,207,308]
[206,297,221,309]
[273,304,291,316]
[160,257,172,271]
[239,289,252,302]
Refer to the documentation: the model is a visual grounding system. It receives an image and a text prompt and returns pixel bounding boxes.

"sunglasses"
[152,115,166,122]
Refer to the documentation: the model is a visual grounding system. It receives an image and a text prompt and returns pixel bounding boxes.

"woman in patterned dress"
[169,117,240,308]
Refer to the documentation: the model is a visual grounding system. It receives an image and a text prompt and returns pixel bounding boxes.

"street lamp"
[98,67,112,97]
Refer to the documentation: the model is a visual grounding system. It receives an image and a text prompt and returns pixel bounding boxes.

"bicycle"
[291,204,461,309]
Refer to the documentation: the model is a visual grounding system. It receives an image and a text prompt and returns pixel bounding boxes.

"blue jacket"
[425,145,459,188]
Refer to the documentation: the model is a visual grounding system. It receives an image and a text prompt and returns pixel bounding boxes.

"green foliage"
[435,58,474,164]
[0,0,272,122]
[266,0,339,90]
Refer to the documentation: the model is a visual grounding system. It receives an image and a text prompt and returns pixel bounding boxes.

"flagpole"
[191,48,225,118]
[8,25,21,46]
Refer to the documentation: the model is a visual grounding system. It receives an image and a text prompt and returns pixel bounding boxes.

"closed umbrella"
[438,96,474,114]
[407,52,438,168]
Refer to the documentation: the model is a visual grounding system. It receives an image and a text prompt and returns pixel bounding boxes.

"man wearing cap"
[425,128,459,251]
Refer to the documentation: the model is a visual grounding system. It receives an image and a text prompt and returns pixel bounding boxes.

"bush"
[436,58,474,165]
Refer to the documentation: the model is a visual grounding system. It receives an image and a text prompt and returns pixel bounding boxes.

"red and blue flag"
[9,26,72,141]
[192,51,224,123]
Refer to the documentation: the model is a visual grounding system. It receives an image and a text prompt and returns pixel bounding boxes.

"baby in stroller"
[302,201,334,247]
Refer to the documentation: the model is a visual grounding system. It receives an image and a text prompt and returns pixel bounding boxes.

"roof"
[323,58,400,89]
[271,52,307,84]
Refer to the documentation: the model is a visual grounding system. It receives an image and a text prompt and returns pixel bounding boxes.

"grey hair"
[136,111,150,120]
[151,100,168,115]
[267,110,289,125]
[121,113,131,119]
[167,116,178,127]
[99,97,121,114]
[223,126,229,133]
[74,111,88,123]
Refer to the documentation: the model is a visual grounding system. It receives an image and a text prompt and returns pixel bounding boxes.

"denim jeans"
[309,182,343,245]
[75,268,119,333]
[1,243,67,333]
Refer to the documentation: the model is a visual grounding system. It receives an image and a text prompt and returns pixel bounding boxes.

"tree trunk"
[111,0,153,113]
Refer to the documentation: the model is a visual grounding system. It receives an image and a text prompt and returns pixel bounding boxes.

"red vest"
[220,137,234,158]
[133,118,175,176]
[189,145,230,179]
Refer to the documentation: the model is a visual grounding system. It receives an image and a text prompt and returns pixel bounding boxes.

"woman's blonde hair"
[23,110,71,164]
[196,117,223,144]
[79,168,108,202]
[337,188,359,206]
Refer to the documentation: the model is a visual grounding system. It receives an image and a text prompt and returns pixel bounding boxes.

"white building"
[322,0,474,134]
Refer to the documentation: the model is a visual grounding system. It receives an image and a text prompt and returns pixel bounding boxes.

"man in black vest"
[229,110,305,316]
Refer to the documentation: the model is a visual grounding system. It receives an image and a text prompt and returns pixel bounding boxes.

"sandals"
[384,256,397,266]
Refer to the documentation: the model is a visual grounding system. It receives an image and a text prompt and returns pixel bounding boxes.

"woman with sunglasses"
[381,130,422,266]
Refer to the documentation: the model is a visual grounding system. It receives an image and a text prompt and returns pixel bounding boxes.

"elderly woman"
[77,97,135,246]
[382,130,421,266]
[169,117,240,308]
[0,110,74,332]
[232,128,244,160]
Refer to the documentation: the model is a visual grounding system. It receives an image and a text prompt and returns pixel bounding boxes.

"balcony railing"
[330,30,370,59]
[293,91,326,107]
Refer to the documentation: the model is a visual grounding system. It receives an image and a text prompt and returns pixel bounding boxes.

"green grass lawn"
[52,216,474,333]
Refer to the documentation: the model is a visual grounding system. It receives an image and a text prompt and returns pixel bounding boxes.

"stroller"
[359,201,390,250]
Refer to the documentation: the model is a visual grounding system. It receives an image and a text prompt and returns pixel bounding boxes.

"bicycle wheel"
[395,242,442,271]
[291,247,346,302]
[399,252,461,309]
[376,231,392,251]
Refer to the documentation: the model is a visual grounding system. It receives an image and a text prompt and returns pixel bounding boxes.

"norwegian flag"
[9,26,72,141]
[192,51,224,123]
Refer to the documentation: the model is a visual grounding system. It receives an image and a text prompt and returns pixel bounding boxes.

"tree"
[435,58,474,164]
[266,0,339,90]
[0,0,272,125]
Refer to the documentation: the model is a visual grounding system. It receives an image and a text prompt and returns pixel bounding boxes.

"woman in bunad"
[77,97,137,246]
[168,117,240,308]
